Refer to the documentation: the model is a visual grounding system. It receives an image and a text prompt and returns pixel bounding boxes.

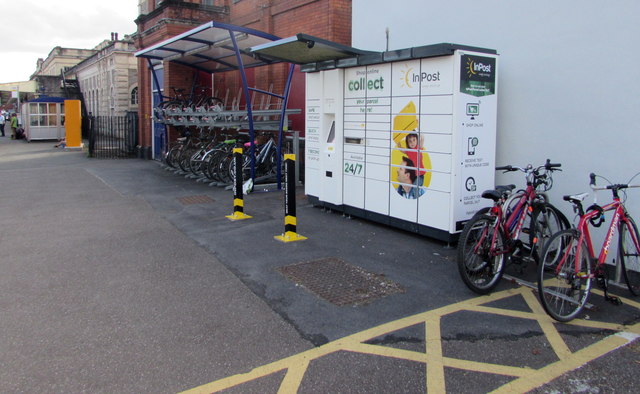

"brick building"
[134,0,352,159]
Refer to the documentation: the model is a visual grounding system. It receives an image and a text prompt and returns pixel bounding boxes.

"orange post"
[64,100,82,148]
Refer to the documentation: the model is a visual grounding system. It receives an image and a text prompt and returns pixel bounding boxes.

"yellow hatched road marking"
[491,331,638,394]
[426,318,445,394]
[181,286,640,393]
[443,357,531,377]
[341,342,428,363]
[521,289,572,360]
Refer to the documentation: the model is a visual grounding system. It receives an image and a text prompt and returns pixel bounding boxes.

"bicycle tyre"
[178,147,196,173]
[619,216,640,296]
[537,229,592,322]
[218,154,233,184]
[163,144,179,168]
[205,150,225,181]
[530,202,570,265]
[188,148,205,176]
[201,150,219,180]
[457,213,506,294]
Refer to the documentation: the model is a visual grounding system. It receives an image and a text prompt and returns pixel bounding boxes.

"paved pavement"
[1,137,639,393]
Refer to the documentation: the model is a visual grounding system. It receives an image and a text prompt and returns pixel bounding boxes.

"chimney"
[115,33,119,41]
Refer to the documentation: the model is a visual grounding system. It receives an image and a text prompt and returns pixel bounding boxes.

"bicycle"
[457,160,569,294]
[537,172,640,322]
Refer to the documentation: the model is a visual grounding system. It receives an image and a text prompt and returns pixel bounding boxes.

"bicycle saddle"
[481,184,516,201]
[563,192,588,204]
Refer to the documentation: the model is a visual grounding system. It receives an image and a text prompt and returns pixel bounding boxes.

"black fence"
[88,113,138,158]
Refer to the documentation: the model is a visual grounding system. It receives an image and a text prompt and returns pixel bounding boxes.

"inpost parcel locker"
[250,39,498,241]
[304,44,498,241]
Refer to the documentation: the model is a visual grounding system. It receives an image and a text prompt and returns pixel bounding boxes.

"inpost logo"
[465,57,492,78]
[399,64,440,89]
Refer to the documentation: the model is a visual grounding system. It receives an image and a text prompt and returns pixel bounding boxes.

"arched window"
[131,87,139,105]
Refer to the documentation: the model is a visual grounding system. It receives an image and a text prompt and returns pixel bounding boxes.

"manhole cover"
[277,257,405,306]
[177,195,214,205]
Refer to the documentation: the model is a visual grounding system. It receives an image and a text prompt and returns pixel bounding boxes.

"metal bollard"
[275,154,307,242]
[226,147,252,221]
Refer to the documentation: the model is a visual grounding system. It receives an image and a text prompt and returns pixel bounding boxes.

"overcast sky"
[0,0,138,84]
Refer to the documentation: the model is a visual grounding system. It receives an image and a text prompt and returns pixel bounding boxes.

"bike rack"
[135,21,297,190]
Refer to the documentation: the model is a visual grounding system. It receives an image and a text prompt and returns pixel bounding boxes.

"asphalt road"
[1,137,638,393]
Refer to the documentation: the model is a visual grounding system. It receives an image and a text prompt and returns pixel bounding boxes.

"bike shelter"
[251,36,499,241]
[135,21,301,189]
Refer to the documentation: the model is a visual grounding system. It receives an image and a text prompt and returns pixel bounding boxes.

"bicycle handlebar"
[495,159,561,173]
[589,172,640,192]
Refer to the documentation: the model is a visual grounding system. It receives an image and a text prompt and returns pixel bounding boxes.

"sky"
[0,0,139,83]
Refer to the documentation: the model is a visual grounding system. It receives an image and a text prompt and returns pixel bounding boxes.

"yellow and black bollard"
[275,154,307,242]
[226,148,252,221]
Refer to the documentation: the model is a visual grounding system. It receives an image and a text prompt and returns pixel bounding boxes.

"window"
[203,0,214,5]
[131,87,139,105]
[29,102,58,127]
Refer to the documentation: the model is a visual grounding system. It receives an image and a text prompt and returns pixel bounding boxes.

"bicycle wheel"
[530,202,570,265]
[188,149,205,176]
[619,217,640,296]
[178,147,196,173]
[537,229,592,322]
[457,214,506,294]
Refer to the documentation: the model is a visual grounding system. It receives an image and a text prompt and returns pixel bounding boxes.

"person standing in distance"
[0,112,5,136]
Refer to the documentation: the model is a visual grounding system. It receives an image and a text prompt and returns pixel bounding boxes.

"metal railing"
[88,113,138,158]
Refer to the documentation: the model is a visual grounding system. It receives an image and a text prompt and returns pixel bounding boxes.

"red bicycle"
[537,172,640,322]
[457,160,569,294]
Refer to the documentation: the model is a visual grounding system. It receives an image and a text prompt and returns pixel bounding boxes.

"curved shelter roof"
[134,21,285,73]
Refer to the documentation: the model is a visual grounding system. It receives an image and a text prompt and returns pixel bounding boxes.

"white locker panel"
[417,189,451,231]
[422,133,453,154]
[389,183,418,222]
[427,152,452,173]
[343,175,365,208]
[419,114,453,134]
[366,154,390,165]
[365,179,390,215]
[365,162,389,182]
[420,95,453,115]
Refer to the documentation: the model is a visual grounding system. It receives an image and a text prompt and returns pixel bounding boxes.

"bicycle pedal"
[605,295,622,306]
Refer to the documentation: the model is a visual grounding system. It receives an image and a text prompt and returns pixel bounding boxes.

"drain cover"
[277,257,404,306]
[177,195,214,205]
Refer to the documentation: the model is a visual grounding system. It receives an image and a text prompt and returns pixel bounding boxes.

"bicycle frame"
[481,184,538,258]
[567,199,640,277]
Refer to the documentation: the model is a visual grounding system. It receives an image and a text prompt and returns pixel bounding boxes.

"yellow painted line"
[182,286,640,393]
[590,287,640,310]
[426,318,445,394]
[277,356,310,394]
[521,288,572,360]
[181,342,343,394]
[341,342,428,363]
[491,331,638,394]
[443,357,531,377]
[467,305,538,320]
[565,318,627,331]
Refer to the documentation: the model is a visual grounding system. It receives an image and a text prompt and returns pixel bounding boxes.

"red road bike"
[457,160,569,294]
[537,172,640,322]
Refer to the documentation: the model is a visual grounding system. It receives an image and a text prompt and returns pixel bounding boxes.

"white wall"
[353,0,640,223]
